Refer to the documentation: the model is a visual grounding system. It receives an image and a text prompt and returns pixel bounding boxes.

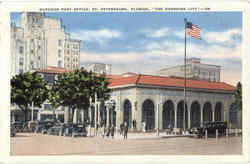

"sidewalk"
[97,132,194,140]
[90,129,242,140]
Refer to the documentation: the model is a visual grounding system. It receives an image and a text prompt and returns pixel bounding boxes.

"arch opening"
[142,99,155,130]
[190,101,201,128]
[203,102,212,123]
[123,99,132,128]
[177,101,187,128]
[162,100,175,129]
[215,102,222,121]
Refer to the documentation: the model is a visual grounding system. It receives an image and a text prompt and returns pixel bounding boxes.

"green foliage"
[235,82,242,111]
[48,68,111,117]
[11,72,48,121]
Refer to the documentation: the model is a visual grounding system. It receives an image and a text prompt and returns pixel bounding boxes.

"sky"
[11,12,242,86]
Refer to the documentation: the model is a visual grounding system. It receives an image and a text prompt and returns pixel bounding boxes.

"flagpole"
[184,18,187,130]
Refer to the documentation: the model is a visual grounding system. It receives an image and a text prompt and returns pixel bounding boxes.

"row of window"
[64,49,79,55]
[58,39,79,49]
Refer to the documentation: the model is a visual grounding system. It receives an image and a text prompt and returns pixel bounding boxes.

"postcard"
[0,0,248,164]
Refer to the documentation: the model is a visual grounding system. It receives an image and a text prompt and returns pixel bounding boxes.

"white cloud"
[78,27,241,85]
[143,28,170,38]
[202,28,241,44]
[71,29,122,44]
[174,30,185,39]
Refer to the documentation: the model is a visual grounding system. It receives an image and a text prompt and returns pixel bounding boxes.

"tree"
[49,68,111,123]
[235,82,242,111]
[11,72,48,122]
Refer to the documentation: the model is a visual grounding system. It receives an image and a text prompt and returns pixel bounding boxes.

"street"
[11,133,242,155]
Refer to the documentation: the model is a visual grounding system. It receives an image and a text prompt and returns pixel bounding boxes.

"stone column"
[137,103,142,131]
[200,108,203,127]
[188,109,191,129]
[212,110,215,122]
[212,103,215,122]
[174,109,177,128]
[159,104,163,130]
[156,104,159,136]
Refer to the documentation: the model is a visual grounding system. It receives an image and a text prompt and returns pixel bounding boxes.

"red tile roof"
[109,74,236,92]
[37,67,236,92]
[37,66,72,74]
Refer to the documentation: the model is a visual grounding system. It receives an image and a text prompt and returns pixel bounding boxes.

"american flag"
[186,22,201,39]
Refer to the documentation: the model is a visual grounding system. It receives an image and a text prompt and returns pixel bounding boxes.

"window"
[58,39,62,46]
[31,49,34,54]
[19,69,23,73]
[58,60,62,68]
[58,50,61,57]
[19,46,23,54]
[67,44,69,48]
[38,56,41,60]
[38,45,41,49]
[44,104,52,110]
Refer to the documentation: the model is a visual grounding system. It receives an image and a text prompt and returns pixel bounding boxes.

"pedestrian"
[106,125,110,138]
[142,121,146,132]
[133,120,137,131]
[123,122,128,139]
[110,124,115,139]
[120,123,124,136]
[168,123,172,135]
[102,124,105,138]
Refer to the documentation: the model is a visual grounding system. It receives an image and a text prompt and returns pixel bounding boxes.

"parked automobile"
[189,127,204,138]
[190,121,227,138]
[35,119,55,134]
[203,121,227,137]
[47,123,65,136]
[64,124,87,137]
[11,121,24,132]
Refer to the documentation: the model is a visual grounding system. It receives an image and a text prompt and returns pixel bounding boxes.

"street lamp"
[88,96,92,136]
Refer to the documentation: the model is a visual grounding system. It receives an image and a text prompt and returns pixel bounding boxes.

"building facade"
[103,74,239,130]
[156,58,221,82]
[11,66,240,130]
[11,12,81,76]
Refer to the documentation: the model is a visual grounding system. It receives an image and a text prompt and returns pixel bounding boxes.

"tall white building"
[87,63,112,74]
[156,58,221,82]
[11,12,81,76]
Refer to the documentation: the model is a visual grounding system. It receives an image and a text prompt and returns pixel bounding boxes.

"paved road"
[11,133,242,156]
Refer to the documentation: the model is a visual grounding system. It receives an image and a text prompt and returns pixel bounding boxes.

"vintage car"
[189,127,205,138]
[47,123,65,136]
[35,119,55,134]
[190,121,227,138]
[11,121,25,132]
[64,124,87,137]
[203,121,227,137]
